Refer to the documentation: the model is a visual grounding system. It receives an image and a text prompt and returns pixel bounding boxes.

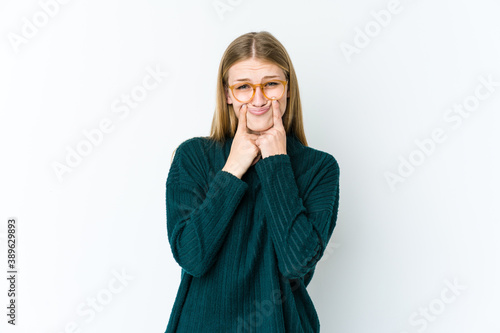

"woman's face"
[226,58,288,135]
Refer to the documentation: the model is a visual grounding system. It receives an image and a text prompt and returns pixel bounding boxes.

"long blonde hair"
[171,31,308,164]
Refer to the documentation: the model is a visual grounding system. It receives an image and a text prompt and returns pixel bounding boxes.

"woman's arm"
[166,138,248,277]
[255,153,340,279]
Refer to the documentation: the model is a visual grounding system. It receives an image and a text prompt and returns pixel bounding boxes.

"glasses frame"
[227,80,288,104]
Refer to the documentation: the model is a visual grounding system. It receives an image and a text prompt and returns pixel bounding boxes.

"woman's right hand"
[222,104,261,179]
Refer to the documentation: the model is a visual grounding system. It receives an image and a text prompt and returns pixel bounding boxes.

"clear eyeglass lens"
[234,81,284,103]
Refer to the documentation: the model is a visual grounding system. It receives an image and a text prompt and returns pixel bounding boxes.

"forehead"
[228,58,284,83]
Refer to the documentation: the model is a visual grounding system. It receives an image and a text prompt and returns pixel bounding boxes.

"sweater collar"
[285,132,304,156]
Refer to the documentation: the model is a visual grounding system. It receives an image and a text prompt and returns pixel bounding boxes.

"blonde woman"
[165,31,340,333]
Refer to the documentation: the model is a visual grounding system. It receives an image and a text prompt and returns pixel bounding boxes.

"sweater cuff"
[254,153,293,183]
[215,169,249,196]
[254,154,302,217]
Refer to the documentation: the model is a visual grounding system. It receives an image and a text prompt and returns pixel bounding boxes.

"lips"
[248,106,270,115]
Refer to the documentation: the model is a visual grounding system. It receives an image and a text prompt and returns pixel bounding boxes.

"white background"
[1,0,499,332]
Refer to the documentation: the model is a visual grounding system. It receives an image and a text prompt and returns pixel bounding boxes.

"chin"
[248,120,273,133]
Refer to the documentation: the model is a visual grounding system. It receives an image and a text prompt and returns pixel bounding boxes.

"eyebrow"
[234,75,281,82]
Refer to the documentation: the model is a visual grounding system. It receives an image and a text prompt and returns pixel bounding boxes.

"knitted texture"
[165,133,340,333]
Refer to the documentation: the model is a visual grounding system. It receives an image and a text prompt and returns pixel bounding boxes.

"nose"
[251,86,267,107]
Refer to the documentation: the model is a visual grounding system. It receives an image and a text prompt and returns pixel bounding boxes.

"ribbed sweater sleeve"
[255,152,340,279]
[166,138,249,277]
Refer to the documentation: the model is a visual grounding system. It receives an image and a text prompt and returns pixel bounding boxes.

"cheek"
[233,103,243,118]
[280,98,287,115]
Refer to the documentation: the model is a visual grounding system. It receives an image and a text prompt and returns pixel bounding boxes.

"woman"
[165,31,340,332]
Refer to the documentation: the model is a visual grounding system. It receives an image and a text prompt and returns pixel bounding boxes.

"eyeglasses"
[227,80,288,104]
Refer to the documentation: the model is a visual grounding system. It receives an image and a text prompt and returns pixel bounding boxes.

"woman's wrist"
[222,163,243,179]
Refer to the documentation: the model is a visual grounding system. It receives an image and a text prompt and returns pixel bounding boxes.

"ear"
[225,87,233,104]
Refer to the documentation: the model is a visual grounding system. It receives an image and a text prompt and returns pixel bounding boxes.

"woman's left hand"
[255,99,287,159]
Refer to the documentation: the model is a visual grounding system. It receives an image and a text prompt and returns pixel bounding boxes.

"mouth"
[248,106,270,116]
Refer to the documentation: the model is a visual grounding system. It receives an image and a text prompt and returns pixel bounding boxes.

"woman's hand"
[222,104,261,179]
[255,100,287,158]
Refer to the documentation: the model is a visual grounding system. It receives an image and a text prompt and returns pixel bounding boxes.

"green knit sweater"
[165,133,340,333]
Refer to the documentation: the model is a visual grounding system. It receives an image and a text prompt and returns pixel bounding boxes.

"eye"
[264,81,279,87]
[235,83,251,90]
